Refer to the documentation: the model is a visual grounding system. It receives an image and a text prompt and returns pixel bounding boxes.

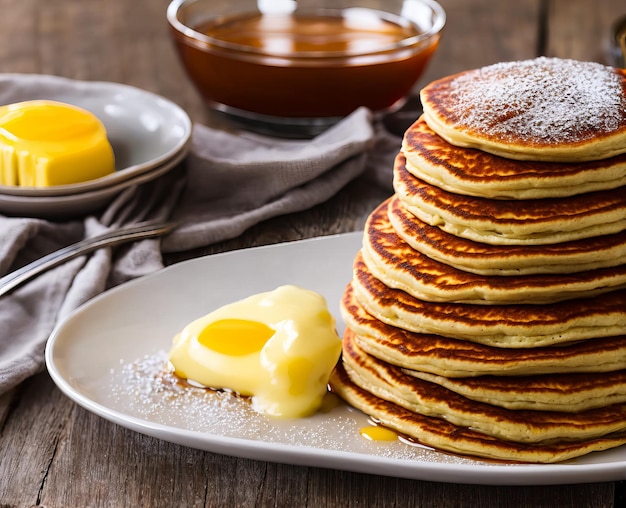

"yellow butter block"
[0,100,115,187]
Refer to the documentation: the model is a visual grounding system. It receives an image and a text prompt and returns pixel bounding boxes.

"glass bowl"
[167,0,445,136]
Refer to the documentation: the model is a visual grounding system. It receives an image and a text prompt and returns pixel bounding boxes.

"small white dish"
[0,74,192,197]
[0,149,185,218]
[45,233,626,486]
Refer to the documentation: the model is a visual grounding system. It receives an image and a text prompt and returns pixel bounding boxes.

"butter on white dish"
[0,100,115,187]
[169,285,343,418]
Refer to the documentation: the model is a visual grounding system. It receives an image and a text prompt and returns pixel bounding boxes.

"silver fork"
[0,221,176,297]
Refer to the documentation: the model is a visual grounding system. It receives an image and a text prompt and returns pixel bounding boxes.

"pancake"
[329,362,626,463]
[401,116,626,199]
[388,195,626,275]
[362,200,626,304]
[420,57,626,162]
[340,331,626,441]
[341,283,626,377]
[394,152,626,245]
[351,256,626,348]
[405,368,626,412]
[342,332,626,443]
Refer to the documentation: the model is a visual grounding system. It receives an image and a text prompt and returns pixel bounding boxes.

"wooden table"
[1,0,625,506]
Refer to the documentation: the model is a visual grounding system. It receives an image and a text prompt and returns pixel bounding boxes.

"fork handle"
[0,221,176,298]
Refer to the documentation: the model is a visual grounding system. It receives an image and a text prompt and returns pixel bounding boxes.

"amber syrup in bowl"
[167,0,445,137]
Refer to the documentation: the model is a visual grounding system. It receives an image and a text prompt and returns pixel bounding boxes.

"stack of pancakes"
[329,57,626,463]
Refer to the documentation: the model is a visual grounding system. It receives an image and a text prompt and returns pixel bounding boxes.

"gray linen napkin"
[0,106,399,394]
[164,107,377,251]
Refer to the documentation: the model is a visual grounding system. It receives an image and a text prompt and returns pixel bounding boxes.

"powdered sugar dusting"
[105,351,488,466]
[443,57,625,144]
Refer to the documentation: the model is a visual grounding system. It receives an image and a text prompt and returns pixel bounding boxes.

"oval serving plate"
[0,74,192,197]
[45,233,626,486]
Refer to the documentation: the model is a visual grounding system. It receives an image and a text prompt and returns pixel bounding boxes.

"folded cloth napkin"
[164,107,377,251]
[0,106,401,395]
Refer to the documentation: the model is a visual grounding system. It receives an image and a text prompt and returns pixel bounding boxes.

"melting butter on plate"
[169,285,343,418]
[0,100,115,187]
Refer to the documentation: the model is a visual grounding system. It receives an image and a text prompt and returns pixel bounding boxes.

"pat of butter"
[0,100,115,187]
[169,285,343,418]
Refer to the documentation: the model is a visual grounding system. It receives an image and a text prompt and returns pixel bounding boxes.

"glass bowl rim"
[166,0,446,59]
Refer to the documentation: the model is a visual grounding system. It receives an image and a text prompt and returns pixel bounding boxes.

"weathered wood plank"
[421,0,542,84]
[0,373,75,506]
[545,0,624,64]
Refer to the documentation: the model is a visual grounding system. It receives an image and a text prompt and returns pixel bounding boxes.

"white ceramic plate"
[45,233,626,486]
[0,74,192,197]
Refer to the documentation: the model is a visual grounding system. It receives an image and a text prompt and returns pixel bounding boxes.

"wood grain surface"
[1,0,625,506]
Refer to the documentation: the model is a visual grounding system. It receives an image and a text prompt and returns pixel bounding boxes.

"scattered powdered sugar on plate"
[106,351,487,466]
[444,57,625,144]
